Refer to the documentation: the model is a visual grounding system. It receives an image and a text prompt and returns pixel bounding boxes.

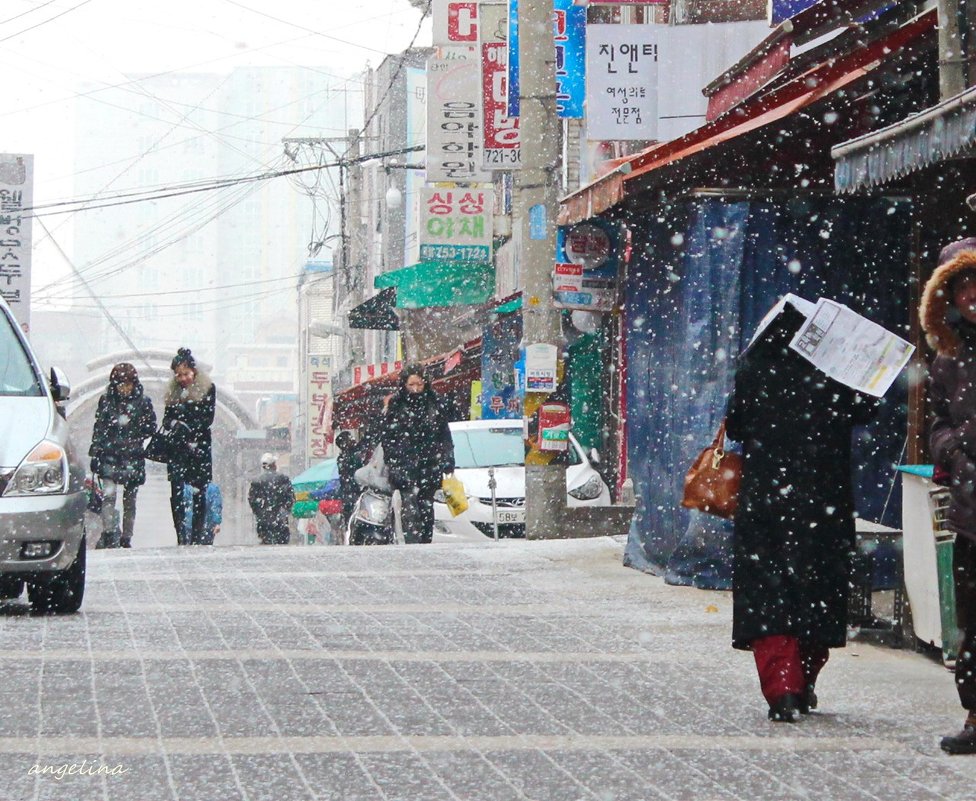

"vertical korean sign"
[427,47,492,183]
[0,154,33,330]
[585,25,659,141]
[433,0,481,45]
[419,187,494,262]
[506,0,585,118]
[480,2,520,169]
[306,356,332,464]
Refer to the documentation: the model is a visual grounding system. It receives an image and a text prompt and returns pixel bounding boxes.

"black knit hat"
[171,347,196,371]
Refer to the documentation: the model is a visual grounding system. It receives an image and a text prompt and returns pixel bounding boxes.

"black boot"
[799,685,818,714]
[119,536,132,549]
[768,693,801,723]
[941,721,976,755]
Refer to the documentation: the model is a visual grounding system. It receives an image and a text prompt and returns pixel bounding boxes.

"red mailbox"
[537,402,571,452]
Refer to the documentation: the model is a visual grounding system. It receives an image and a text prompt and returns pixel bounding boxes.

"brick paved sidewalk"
[0,537,974,801]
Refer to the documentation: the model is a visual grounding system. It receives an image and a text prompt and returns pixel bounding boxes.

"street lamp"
[383,161,426,210]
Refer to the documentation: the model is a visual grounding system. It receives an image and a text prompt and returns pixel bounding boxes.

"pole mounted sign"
[419,187,494,262]
[0,154,33,330]
[480,1,521,170]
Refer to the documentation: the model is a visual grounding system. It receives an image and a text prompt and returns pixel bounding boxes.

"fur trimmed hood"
[921,249,976,356]
[165,369,213,405]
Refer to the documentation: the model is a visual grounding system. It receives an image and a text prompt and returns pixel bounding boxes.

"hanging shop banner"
[405,66,427,265]
[480,2,521,170]
[0,154,33,330]
[506,0,585,119]
[306,356,332,463]
[433,0,481,45]
[552,220,619,312]
[419,187,494,262]
[427,47,493,183]
[585,25,659,142]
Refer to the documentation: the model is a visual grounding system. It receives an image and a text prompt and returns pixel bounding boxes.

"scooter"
[345,445,404,546]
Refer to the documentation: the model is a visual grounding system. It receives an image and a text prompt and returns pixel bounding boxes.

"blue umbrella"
[292,458,341,501]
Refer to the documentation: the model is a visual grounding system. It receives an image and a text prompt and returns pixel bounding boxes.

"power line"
[0,0,93,45]
[0,0,59,26]
[40,270,304,303]
[23,144,425,217]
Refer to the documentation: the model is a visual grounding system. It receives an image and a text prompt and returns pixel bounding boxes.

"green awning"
[374,260,493,309]
[494,295,522,314]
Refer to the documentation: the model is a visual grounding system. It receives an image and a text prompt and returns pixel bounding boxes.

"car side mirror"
[589,448,601,464]
[49,366,71,403]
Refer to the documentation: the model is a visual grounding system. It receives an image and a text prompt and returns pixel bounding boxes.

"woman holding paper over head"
[725,296,879,723]
[921,238,976,755]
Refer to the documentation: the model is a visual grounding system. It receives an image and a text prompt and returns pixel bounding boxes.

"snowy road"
[0,537,974,800]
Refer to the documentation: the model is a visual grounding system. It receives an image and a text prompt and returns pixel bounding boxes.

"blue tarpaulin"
[623,197,911,589]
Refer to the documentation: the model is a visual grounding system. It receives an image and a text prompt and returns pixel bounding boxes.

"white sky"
[0,0,432,282]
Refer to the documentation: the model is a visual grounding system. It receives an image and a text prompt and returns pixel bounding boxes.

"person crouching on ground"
[163,347,216,546]
[921,237,976,755]
[379,365,455,544]
[248,453,294,544]
[88,362,157,548]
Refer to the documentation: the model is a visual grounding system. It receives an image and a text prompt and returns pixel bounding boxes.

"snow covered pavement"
[0,536,974,800]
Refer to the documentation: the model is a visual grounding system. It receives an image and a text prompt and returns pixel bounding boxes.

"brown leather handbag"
[681,419,742,519]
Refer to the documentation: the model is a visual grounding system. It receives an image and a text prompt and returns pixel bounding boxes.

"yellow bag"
[441,474,469,517]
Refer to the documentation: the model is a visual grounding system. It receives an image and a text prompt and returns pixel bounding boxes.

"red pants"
[752,635,829,704]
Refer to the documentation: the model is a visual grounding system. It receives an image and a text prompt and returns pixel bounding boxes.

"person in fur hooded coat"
[162,347,216,545]
[921,238,976,755]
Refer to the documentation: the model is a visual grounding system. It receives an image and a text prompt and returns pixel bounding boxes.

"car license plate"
[496,509,525,524]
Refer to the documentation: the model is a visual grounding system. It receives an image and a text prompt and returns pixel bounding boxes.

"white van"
[0,297,86,613]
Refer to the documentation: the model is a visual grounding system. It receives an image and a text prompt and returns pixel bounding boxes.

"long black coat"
[380,390,455,493]
[89,384,157,487]
[162,373,215,487]
[248,469,293,538]
[725,305,877,650]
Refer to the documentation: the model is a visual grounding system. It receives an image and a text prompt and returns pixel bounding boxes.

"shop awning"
[348,287,399,330]
[558,7,936,225]
[833,85,976,193]
[375,260,493,309]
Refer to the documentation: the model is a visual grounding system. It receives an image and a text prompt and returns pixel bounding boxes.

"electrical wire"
[0,0,59,27]
[40,270,304,303]
[0,0,93,45]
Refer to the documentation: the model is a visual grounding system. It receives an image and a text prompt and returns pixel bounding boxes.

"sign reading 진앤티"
[585,25,659,141]
[419,187,494,262]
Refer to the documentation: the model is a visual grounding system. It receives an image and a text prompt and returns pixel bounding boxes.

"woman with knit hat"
[88,362,157,548]
[162,347,216,545]
[921,238,976,755]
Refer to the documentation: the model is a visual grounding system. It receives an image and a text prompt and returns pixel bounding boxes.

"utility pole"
[518,0,565,539]
[938,0,967,99]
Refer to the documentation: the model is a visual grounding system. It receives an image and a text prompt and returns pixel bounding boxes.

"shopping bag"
[86,476,104,514]
[681,419,742,519]
[441,474,469,517]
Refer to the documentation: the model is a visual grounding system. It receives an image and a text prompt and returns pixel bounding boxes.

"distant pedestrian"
[162,347,216,546]
[89,362,157,549]
[181,482,222,546]
[921,238,976,755]
[335,430,364,527]
[725,298,878,723]
[248,453,293,544]
[379,365,455,544]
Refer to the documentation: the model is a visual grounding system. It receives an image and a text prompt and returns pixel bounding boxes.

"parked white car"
[433,419,610,539]
[0,297,87,613]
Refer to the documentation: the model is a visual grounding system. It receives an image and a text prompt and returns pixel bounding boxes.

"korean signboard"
[433,0,481,45]
[585,25,659,141]
[553,221,619,312]
[306,356,332,463]
[419,187,494,262]
[507,0,585,119]
[427,47,492,183]
[480,2,520,170]
[0,154,33,329]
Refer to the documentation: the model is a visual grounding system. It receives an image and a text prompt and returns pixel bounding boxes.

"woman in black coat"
[379,366,455,544]
[725,301,877,722]
[89,362,157,548]
[162,347,216,545]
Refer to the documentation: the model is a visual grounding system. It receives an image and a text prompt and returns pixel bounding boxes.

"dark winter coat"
[922,249,976,545]
[89,383,157,486]
[162,371,215,487]
[380,389,455,493]
[337,447,364,512]
[725,303,878,650]
[248,469,293,538]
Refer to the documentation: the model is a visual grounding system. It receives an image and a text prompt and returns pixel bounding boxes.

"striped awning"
[833,85,976,193]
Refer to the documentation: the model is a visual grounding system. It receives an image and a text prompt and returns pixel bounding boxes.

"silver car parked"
[0,297,86,613]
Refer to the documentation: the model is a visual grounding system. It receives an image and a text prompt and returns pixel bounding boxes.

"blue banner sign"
[507,0,585,119]
[769,0,819,25]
